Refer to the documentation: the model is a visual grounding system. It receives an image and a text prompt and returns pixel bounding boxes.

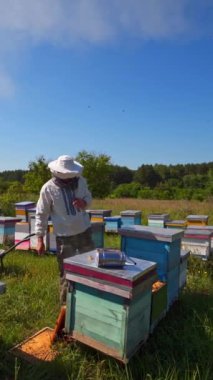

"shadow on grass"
[127,290,213,379]
[0,264,28,278]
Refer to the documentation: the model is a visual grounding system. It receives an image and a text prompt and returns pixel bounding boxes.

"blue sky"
[0,0,213,171]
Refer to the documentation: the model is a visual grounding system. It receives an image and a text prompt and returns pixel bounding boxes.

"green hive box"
[64,250,157,363]
[150,282,167,333]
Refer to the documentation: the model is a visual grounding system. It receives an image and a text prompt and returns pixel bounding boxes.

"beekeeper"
[35,155,94,304]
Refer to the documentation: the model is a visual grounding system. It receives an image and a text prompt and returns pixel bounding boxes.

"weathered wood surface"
[64,250,157,288]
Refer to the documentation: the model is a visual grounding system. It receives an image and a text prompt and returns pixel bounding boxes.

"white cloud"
[0,0,212,45]
[0,0,212,97]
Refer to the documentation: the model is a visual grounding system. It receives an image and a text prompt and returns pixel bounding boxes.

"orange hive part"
[18,329,56,361]
[51,306,66,343]
[152,281,165,293]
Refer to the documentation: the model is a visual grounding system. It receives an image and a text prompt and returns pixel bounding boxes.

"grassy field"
[0,199,213,380]
[91,198,213,225]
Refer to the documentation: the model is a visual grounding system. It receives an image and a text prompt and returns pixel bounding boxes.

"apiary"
[104,216,122,233]
[64,250,157,363]
[181,228,212,260]
[148,214,170,228]
[86,209,112,222]
[91,222,105,248]
[0,217,22,244]
[186,215,208,227]
[15,222,30,250]
[165,220,187,229]
[15,202,36,222]
[179,249,190,290]
[118,226,184,308]
[120,210,142,227]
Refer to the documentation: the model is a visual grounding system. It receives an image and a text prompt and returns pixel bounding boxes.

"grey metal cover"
[64,250,157,283]
[118,225,184,242]
[186,215,208,221]
[120,210,141,216]
[148,213,170,220]
[184,229,213,237]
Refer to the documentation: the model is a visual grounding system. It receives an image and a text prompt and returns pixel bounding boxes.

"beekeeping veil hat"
[48,155,83,179]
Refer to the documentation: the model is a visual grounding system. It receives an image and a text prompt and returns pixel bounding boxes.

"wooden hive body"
[64,251,157,363]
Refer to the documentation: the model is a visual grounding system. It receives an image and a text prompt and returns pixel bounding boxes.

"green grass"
[0,241,212,380]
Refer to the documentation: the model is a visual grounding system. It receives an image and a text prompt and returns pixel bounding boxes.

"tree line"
[0,152,213,215]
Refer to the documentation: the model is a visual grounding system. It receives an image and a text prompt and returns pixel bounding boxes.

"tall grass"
[0,198,213,380]
[91,198,213,224]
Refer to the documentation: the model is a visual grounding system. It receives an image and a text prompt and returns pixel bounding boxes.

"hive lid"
[64,250,157,289]
[0,216,22,224]
[165,220,187,226]
[118,225,184,242]
[184,229,213,238]
[188,225,213,232]
[148,213,170,220]
[104,216,121,221]
[86,209,112,215]
[120,210,141,216]
[186,215,208,221]
[15,201,36,207]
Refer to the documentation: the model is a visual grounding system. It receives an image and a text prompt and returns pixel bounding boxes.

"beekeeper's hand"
[37,236,45,255]
[73,198,87,210]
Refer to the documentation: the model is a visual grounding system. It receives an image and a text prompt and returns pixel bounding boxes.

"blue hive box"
[120,210,142,227]
[104,216,122,233]
[118,226,184,308]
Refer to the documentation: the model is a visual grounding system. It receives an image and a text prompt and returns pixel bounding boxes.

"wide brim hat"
[48,155,83,179]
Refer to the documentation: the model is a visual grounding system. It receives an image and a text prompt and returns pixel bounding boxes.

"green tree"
[76,151,112,198]
[134,165,161,188]
[111,182,141,198]
[23,156,51,194]
[109,165,134,189]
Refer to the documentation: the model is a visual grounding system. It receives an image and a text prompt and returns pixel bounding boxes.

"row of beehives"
[63,225,189,363]
[88,210,213,261]
[1,201,212,260]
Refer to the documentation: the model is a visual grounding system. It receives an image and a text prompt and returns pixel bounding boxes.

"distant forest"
[0,159,213,207]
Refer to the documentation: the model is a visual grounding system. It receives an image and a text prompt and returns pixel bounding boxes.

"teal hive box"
[91,222,105,248]
[148,214,170,228]
[0,217,22,244]
[119,226,183,309]
[64,250,157,363]
[120,210,142,226]
[104,216,122,233]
